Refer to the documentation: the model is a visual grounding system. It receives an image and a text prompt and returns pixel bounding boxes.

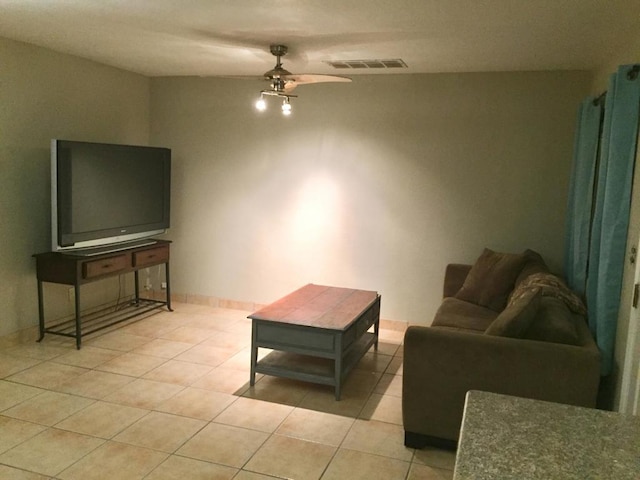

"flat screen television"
[51,139,171,253]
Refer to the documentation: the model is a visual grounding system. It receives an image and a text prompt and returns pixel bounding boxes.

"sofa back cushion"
[455,248,527,312]
[485,287,542,338]
[514,249,549,287]
[524,297,581,345]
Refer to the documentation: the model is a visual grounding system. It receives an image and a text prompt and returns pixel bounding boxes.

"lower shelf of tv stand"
[42,298,169,341]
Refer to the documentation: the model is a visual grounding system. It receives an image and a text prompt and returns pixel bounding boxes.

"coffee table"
[248,284,381,400]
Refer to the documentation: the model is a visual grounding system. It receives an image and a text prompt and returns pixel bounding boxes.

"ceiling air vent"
[324,59,408,70]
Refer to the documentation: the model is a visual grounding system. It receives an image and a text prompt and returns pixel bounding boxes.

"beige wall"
[0,37,150,338]
[151,71,590,325]
[590,34,640,94]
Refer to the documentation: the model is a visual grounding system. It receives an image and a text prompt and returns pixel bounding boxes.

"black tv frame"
[51,139,171,253]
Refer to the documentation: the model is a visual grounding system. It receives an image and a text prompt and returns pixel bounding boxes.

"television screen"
[51,139,171,253]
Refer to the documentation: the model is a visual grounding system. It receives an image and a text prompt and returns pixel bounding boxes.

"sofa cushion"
[454,248,527,312]
[485,287,541,338]
[524,297,581,345]
[432,297,498,332]
[428,325,486,335]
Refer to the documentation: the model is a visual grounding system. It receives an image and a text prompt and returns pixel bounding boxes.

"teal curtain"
[564,98,603,297]
[585,65,640,375]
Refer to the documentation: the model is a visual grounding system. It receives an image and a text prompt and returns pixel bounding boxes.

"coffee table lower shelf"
[249,285,381,401]
[254,332,377,398]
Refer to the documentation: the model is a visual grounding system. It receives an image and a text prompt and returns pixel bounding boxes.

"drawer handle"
[102,264,111,269]
[147,254,156,259]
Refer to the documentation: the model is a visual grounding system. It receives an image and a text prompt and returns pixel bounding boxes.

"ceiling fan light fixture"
[255,94,267,112]
[281,97,292,116]
[252,44,350,115]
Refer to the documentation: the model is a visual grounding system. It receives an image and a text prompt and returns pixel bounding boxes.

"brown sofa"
[402,249,601,449]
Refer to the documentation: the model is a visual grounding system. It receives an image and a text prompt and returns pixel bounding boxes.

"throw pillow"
[455,248,527,311]
[511,272,587,315]
[485,287,541,338]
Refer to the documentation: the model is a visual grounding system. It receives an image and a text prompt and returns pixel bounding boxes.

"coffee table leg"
[250,320,257,386]
[334,334,342,400]
[374,317,380,351]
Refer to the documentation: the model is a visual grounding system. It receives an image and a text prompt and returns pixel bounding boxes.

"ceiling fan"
[255,44,352,115]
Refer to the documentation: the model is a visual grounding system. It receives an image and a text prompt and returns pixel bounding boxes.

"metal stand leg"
[74,284,81,350]
[134,270,140,306]
[165,262,173,311]
[37,280,45,342]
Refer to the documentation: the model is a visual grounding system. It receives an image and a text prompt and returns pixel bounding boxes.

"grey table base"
[249,293,380,400]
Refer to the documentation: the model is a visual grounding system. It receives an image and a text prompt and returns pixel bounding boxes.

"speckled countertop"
[453,390,640,480]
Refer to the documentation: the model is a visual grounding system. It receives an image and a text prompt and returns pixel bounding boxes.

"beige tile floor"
[0,303,455,480]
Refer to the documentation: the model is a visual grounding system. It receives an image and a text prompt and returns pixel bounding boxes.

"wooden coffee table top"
[248,284,379,330]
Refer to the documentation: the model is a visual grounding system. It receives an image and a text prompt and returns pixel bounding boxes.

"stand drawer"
[133,246,169,268]
[82,254,128,279]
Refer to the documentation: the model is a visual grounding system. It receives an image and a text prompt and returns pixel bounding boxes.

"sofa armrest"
[443,264,472,298]
[402,326,600,442]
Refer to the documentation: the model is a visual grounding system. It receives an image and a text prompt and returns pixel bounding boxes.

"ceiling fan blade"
[282,74,352,86]
[283,81,298,93]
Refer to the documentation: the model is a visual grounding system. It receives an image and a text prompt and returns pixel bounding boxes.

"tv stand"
[33,240,172,349]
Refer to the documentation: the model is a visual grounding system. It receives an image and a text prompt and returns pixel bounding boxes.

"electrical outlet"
[161,282,167,290]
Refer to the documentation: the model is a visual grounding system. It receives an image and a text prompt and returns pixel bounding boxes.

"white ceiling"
[0,0,638,78]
